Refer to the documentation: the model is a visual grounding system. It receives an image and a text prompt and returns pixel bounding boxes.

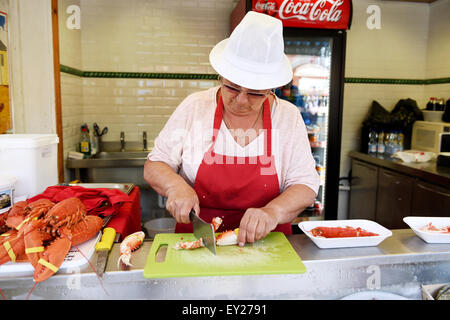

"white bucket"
[0,174,17,214]
[0,134,59,199]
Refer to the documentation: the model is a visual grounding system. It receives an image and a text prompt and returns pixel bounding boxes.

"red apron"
[175,95,292,235]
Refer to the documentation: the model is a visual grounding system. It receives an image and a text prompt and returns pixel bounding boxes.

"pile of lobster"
[0,197,103,283]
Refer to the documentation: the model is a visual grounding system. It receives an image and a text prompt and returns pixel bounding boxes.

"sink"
[93,151,149,159]
[65,147,156,223]
[66,150,150,169]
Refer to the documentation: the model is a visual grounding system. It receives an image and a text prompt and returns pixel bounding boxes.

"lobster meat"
[174,216,239,250]
[117,231,145,267]
[0,197,103,283]
[216,229,238,246]
[174,238,204,250]
[310,226,379,238]
[419,222,450,234]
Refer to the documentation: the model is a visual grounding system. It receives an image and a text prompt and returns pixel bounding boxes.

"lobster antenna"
[74,245,109,297]
[26,282,38,300]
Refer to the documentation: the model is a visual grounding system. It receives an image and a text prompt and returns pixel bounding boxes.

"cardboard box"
[422,283,450,300]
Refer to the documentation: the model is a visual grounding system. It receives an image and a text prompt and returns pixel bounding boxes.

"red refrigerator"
[231,0,352,227]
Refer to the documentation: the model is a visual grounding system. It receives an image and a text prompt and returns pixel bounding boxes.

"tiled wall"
[59,0,82,180]
[79,0,233,145]
[81,78,217,143]
[59,0,235,159]
[424,0,450,104]
[340,0,449,177]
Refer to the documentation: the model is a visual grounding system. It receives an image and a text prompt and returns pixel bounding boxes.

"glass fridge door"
[274,38,332,222]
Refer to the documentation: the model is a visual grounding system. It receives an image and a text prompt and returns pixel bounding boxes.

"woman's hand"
[237,207,279,246]
[165,183,200,224]
[144,160,200,224]
[237,185,316,246]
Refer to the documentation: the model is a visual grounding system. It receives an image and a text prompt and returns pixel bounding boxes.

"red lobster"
[310,226,379,238]
[0,197,103,282]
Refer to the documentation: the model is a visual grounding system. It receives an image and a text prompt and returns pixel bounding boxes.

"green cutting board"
[143,232,306,278]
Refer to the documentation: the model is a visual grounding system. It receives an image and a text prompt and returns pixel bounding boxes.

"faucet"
[120,131,125,152]
[143,131,148,151]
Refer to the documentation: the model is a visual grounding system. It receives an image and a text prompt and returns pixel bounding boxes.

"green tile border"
[60,64,83,77]
[60,64,449,84]
[345,77,450,85]
[60,64,217,80]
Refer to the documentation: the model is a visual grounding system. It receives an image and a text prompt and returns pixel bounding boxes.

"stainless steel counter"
[0,230,449,300]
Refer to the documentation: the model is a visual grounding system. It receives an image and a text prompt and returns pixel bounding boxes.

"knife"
[95,227,116,277]
[189,209,216,255]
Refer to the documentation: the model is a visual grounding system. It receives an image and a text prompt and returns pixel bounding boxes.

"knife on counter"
[95,227,116,277]
[189,209,216,255]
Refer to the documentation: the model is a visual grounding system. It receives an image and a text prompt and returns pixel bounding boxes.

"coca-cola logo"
[254,1,276,12]
[279,0,344,22]
[252,0,350,29]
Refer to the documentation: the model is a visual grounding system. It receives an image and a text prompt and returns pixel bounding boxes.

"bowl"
[144,217,176,239]
[422,110,444,122]
[298,219,392,249]
[403,216,450,243]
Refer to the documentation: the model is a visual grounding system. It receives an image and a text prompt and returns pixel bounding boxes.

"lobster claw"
[33,237,71,283]
[23,220,45,268]
[0,231,25,265]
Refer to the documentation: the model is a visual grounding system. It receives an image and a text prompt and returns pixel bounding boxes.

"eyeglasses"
[218,76,270,99]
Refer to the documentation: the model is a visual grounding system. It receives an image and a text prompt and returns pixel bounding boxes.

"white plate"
[403,216,450,244]
[298,219,392,249]
[0,232,101,277]
[341,290,409,300]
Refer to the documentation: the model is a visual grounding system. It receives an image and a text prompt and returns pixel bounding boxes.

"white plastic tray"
[403,216,450,244]
[0,232,101,277]
[298,219,392,249]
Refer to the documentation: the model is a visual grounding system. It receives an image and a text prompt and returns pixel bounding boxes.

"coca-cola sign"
[252,0,352,29]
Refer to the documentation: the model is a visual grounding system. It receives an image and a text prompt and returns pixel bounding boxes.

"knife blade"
[189,209,216,255]
[95,227,116,277]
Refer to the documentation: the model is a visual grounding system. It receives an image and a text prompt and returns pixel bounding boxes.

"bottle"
[443,98,450,123]
[79,123,91,156]
[368,129,378,155]
[437,98,445,111]
[377,130,385,156]
[390,131,399,156]
[426,97,435,111]
[397,131,404,152]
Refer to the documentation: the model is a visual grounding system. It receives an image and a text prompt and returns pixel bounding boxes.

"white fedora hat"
[209,11,292,90]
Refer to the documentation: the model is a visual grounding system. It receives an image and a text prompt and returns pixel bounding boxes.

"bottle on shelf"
[436,98,446,111]
[426,97,436,111]
[390,131,399,156]
[384,131,392,156]
[397,131,404,152]
[443,98,450,123]
[368,129,378,155]
[79,123,91,157]
[377,130,385,156]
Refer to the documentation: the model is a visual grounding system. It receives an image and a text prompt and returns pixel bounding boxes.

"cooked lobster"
[0,197,103,283]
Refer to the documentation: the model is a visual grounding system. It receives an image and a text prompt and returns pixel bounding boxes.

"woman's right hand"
[165,183,200,224]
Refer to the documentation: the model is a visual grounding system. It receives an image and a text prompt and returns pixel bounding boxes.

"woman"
[144,11,319,246]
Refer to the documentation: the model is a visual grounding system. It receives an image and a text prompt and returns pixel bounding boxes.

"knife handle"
[189,209,196,221]
[95,227,116,251]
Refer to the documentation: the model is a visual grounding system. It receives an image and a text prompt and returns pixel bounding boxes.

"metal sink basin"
[66,150,150,169]
[93,151,149,160]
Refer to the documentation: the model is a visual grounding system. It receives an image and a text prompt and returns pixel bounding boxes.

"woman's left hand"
[237,207,279,246]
